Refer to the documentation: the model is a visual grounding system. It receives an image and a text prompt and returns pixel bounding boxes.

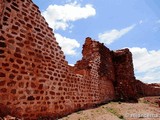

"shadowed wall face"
[0,0,116,119]
[112,49,137,101]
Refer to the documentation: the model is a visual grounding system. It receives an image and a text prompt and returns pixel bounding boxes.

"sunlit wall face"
[33,0,160,83]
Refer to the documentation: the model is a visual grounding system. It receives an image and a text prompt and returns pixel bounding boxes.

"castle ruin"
[0,0,160,119]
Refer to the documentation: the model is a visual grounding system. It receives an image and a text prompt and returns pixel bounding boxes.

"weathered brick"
[0,49,4,54]
[27,96,35,101]
[0,42,6,47]
[0,0,160,119]
[0,88,7,93]
[0,72,5,77]
[0,81,5,86]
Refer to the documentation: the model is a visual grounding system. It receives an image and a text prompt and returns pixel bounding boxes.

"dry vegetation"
[59,96,160,120]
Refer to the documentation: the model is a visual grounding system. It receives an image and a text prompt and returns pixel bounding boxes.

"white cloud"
[98,24,136,45]
[42,2,94,56]
[156,19,160,23]
[69,63,74,66]
[129,47,160,83]
[55,33,80,55]
[136,69,160,83]
[139,20,143,24]
[42,2,96,30]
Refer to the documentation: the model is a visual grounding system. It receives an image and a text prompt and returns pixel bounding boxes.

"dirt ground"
[59,96,160,120]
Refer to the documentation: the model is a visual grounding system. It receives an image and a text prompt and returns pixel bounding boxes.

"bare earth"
[59,97,160,120]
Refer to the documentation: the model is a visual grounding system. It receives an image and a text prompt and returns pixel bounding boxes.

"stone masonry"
[112,49,137,101]
[0,0,160,119]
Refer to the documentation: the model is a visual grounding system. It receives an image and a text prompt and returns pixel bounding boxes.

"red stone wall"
[0,0,160,119]
[112,49,160,101]
[0,0,5,58]
[134,80,160,97]
[0,0,68,118]
[0,0,115,119]
[74,37,115,104]
[0,0,5,19]
[112,49,137,101]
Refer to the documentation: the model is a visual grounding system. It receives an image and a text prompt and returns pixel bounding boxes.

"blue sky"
[32,0,160,83]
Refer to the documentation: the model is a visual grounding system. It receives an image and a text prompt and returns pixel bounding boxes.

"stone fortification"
[0,0,160,119]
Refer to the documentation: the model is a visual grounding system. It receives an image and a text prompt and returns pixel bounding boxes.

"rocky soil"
[59,96,160,120]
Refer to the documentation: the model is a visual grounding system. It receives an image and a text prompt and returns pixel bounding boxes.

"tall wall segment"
[0,0,115,119]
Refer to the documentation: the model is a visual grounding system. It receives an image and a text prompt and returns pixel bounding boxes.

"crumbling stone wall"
[134,80,160,97]
[145,85,160,96]
[0,0,68,118]
[0,0,160,119]
[74,37,115,104]
[112,49,160,101]
[112,49,137,101]
[0,0,115,119]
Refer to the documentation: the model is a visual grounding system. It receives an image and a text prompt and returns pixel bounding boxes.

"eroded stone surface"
[0,0,115,119]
